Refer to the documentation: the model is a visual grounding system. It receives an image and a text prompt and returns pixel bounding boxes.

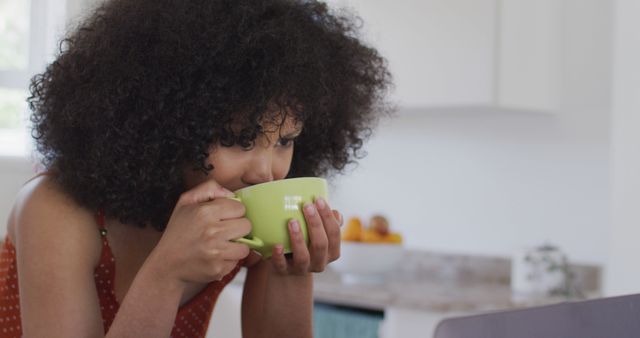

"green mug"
[230,177,329,258]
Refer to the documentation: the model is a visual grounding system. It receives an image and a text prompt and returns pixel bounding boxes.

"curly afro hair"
[28,0,393,231]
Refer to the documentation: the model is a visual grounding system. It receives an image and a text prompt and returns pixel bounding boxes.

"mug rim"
[233,176,326,194]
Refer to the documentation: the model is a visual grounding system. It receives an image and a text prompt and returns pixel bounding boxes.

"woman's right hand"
[148,179,252,288]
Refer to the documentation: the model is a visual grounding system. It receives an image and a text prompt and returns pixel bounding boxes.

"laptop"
[433,293,640,338]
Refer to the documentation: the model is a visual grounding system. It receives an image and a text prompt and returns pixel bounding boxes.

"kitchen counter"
[230,249,601,313]
[312,268,600,312]
[314,269,516,312]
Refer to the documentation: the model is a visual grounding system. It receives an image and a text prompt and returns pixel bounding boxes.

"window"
[0,0,66,157]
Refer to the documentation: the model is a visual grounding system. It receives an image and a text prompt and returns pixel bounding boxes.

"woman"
[0,0,391,336]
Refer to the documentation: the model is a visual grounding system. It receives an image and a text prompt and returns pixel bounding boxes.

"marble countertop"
[312,268,599,312]
[229,249,601,313]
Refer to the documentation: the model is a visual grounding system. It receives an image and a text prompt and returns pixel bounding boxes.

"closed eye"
[277,137,297,148]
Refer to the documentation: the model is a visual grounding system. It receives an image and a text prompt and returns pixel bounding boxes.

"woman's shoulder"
[7,173,102,266]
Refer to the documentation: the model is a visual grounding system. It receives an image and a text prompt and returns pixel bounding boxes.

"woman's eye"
[277,138,296,148]
[240,142,255,151]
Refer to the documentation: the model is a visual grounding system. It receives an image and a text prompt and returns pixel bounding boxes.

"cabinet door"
[380,307,471,338]
[328,0,497,110]
[497,0,564,113]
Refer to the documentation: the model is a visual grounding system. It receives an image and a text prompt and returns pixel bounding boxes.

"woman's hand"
[270,197,343,275]
[149,180,252,288]
[240,197,343,338]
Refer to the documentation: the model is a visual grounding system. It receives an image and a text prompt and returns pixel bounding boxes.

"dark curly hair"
[28,0,393,231]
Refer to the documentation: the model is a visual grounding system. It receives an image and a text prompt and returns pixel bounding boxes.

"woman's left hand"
[270,197,343,275]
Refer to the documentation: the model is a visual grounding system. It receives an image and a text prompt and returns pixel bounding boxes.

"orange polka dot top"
[0,209,242,338]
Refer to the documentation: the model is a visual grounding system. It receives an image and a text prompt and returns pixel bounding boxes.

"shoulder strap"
[96,209,108,237]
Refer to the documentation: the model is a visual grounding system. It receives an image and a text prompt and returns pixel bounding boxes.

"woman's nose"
[243,149,275,185]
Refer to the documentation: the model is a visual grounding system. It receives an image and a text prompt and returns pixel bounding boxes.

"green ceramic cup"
[230,177,329,258]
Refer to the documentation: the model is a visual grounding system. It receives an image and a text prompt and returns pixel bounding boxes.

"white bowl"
[329,241,405,284]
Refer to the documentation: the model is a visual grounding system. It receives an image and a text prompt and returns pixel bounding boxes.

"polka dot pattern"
[0,240,21,338]
[0,210,242,337]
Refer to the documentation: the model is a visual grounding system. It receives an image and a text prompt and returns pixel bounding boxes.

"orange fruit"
[361,229,384,243]
[384,232,403,244]
[341,217,363,241]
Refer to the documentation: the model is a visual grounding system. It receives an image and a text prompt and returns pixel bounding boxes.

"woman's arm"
[241,199,342,338]
[15,182,105,337]
[103,253,187,338]
[16,176,249,338]
[241,260,313,338]
[15,178,187,338]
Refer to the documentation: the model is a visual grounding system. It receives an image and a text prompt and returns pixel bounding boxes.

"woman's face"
[184,115,303,192]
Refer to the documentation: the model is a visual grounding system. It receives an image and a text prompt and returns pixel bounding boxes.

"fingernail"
[304,203,316,216]
[290,220,300,233]
[315,197,326,210]
[275,244,284,255]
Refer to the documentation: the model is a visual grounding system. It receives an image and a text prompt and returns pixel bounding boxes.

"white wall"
[329,110,609,265]
[0,0,102,236]
[605,0,640,296]
[329,0,613,265]
[0,0,614,267]
[0,157,35,236]
[65,0,103,23]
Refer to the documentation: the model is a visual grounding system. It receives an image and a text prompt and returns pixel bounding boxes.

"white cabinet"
[330,0,497,110]
[380,307,470,338]
[327,0,574,113]
[497,0,564,113]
